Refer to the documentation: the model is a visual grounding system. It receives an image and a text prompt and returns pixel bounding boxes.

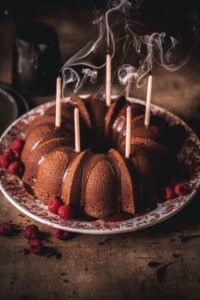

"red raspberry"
[0,149,16,168]
[28,239,44,255]
[170,177,178,187]
[0,154,10,168]
[58,205,73,220]
[13,149,21,159]
[23,225,40,240]
[53,228,71,240]
[4,148,16,162]
[10,138,25,151]
[48,198,62,214]
[174,182,190,196]
[8,161,24,176]
[0,223,16,236]
[164,186,176,200]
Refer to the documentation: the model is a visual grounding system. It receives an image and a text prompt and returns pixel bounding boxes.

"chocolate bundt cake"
[22,95,182,218]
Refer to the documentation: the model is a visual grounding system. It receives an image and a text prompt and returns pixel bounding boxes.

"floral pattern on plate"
[0,99,200,234]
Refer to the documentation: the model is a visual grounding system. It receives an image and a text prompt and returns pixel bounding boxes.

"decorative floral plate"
[0,99,200,235]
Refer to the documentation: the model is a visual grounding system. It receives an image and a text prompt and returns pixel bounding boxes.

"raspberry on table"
[23,225,40,240]
[28,239,44,255]
[53,228,71,240]
[0,223,16,236]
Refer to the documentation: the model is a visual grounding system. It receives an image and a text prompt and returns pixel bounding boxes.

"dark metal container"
[12,22,61,96]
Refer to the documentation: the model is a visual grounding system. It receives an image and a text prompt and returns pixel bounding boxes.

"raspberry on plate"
[58,205,73,220]
[170,177,178,187]
[164,186,176,200]
[10,138,25,151]
[8,161,24,176]
[13,149,21,159]
[0,154,10,168]
[4,148,16,162]
[0,149,17,168]
[48,198,62,214]
[23,225,40,240]
[175,182,190,196]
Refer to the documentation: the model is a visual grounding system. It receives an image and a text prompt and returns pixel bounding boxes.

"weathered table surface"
[0,17,200,300]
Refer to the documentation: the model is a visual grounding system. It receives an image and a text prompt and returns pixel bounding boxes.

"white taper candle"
[126,79,131,101]
[55,77,62,127]
[125,105,131,159]
[106,52,112,106]
[74,107,81,153]
[144,74,153,127]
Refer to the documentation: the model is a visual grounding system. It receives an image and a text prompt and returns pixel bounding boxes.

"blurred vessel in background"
[12,22,61,96]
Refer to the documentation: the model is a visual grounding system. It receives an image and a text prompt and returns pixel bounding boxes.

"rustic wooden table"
[0,12,200,300]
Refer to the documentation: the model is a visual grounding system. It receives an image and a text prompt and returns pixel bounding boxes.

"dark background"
[1,0,200,61]
[1,0,200,94]
[0,2,200,300]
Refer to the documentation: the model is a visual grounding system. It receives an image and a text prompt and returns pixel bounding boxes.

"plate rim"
[0,98,199,235]
[0,178,198,235]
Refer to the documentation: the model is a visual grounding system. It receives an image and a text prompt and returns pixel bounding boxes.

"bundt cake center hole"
[87,131,111,154]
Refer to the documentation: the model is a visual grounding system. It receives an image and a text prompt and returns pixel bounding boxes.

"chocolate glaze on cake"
[22,95,185,219]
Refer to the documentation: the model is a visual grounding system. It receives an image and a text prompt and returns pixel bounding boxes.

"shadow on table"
[127,191,200,238]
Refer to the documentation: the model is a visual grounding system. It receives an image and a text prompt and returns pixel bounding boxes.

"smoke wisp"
[61,0,198,98]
